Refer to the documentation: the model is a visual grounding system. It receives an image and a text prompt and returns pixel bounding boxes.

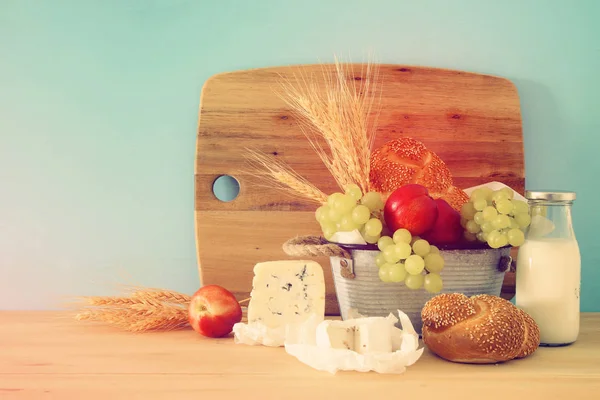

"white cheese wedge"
[315,317,393,355]
[284,310,424,374]
[316,321,355,350]
[247,260,326,329]
[353,318,393,354]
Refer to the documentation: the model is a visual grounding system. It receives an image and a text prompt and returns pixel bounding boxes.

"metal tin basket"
[329,242,512,335]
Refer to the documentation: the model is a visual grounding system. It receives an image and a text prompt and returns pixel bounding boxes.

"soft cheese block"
[353,318,393,354]
[315,317,394,355]
[247,260,326,329]
[316,321,355,350]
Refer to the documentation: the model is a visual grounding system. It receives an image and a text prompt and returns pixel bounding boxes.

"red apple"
[421,198,463,245]
[188,285,242,338]
[384,184,439,235]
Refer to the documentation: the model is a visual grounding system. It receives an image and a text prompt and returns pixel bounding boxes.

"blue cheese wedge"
[315,317,394,354]
[247,260,326,329]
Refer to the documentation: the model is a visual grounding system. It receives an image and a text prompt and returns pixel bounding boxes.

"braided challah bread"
[369,138,469,211]
[421,293,540,364]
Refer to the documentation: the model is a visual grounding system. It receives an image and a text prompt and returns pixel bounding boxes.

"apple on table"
[188,285,243,338]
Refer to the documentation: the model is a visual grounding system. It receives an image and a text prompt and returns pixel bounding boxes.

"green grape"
[405,273,424,290]
[392,228,412,244]
[480,187,494,201]
[389,263,408,283]
[486,230,500,247]
[375,252,387,268]
[509,217,519,229]
[481,221,494,233]
[515,212,531,228]
[473,199,488,211]
[424,273,443,294]
[470,188,488,202]
[491,190,510,204]
[328,207,343,222]
[429,245,440,254]
[466,220,481,234]
[424,253,444,273]
[496,232,509,248]
[405,255,425,275]
[395,242,413,260]
[488,232,508,249]
[344,184,363,201]
[351,204,371,225]
[334,194,356,214]
[327,192,344,208]
[383,245,401,263]
[512,200,530,215]
[377,236,394,251]
[364,234,380,244]
[492,214,511,229]
[507,228,525,247]
[460,201,477,220]
[476,231,487,242]
[365,218,383,236]
[321,222,337,240]
[500,187,515,199]
[460,217,469,229]
[487,238,498,248]
[378,264,393,282]
[482,206,498,221]
[361,192,384,211]
[464,231,477,241]
[474,212,485,225]
[315,205,328,223]
[412,239,431,257]
[338,215,358,232]
[496,199,514,215]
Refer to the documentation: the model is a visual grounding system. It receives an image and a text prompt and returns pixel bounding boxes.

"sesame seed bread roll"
[369,138,469,211]
[421,293,540,364]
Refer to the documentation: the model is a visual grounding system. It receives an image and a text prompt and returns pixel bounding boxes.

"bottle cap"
[525,190,576,201]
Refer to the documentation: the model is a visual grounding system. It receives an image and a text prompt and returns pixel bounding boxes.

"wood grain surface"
[1,312,599,399]
[195,64,524,314]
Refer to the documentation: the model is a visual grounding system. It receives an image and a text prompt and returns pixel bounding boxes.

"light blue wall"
[1,0,599,311]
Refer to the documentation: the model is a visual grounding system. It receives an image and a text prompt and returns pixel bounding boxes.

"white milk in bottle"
[516,190,581,346]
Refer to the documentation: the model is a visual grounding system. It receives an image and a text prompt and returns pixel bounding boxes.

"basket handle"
[282,235,351,259]
[498,254,518,272]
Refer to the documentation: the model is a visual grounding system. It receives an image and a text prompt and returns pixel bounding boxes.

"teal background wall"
[1,0,599,311]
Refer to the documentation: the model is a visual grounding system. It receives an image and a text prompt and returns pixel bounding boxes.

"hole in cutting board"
[212,175,240,202]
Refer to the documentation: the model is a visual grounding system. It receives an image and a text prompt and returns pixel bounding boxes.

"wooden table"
[1,312,599,399]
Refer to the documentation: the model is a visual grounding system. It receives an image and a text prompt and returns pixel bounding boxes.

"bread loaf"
[421,293,540,364]
[369,138,469,211]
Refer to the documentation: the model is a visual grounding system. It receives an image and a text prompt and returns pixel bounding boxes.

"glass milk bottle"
[515,191,581,346]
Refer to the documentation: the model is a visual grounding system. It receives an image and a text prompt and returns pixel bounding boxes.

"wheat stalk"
[275,57,382,194]
[75,303,189,333]
[244,148,328,204]
[82,296,143,306]
[242,56,382,202]
[130,288,192,304]
[72,287,192,332]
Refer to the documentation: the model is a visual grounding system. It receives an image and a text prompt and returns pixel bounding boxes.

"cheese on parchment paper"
[233,260,326,347]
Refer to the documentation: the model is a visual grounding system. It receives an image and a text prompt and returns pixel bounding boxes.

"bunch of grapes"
[460,187,531,248]
[315,184,386,243]
[375,229,445,293]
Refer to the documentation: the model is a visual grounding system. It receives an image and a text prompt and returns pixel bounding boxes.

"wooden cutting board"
[195,64,524,315]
